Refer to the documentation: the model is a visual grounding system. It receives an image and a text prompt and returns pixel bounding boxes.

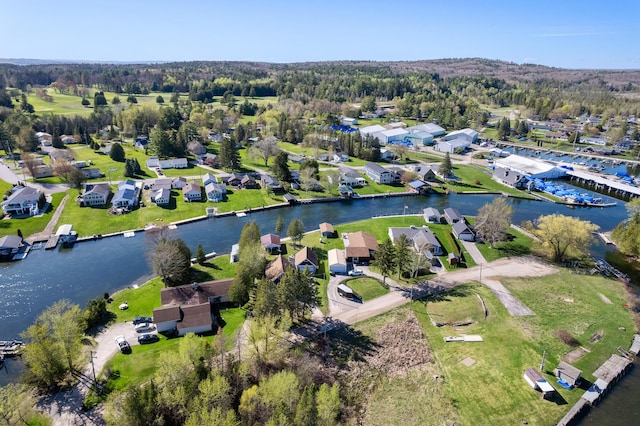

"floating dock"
[0,340,24,357]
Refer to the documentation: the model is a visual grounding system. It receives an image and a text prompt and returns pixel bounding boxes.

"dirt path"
[330,257,556,324]
[25,194,69,244]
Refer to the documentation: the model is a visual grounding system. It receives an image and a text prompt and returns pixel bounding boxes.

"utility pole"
[87,350,98,393]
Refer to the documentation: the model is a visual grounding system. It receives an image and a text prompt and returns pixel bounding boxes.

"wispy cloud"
[534,31,612,38]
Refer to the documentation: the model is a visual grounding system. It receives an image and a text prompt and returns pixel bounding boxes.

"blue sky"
[1,0,638,69]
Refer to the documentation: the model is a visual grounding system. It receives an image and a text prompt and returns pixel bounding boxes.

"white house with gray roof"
[364,162,392,184]
[388,227,443,255]
[1,186,43,216]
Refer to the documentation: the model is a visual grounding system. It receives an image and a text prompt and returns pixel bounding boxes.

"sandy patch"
[599,293,612,304]
[461,357,476,367]
[563,297,574,303]
[564,347,587,363]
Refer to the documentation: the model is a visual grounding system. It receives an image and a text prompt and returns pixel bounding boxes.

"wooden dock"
[557,399,588,426]
[44,234,59,250]
[593,354,632,383]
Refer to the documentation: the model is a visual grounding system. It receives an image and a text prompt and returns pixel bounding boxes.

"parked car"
[134,322,155,333]
[132,316,153,325]
[348,269,364,276]
[137,333,159,344]
[115,335,131,354]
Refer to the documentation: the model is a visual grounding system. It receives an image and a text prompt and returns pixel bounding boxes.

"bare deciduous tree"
[249,136,280,167]
[475,198,514,248]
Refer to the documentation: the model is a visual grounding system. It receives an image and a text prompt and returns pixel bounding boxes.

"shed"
[554,361,582,388]
[283,193,297,205]
[230,244,239,263]
[524,368,555,399]
[447,252,459,266]
[423,207,441,223]
[328,249,347,275]
[319,222,336,238]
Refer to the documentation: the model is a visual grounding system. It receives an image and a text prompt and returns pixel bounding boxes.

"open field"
[414,270,636,425]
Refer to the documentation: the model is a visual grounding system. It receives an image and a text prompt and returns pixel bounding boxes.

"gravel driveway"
[37,322,143,426]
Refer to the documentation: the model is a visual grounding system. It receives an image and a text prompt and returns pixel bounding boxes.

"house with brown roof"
[265,254,292,283]
[183,181,202,201]
[152,279,232,336]
[319,222,336,238]
[344,231,379,264]
[293,247,319,274]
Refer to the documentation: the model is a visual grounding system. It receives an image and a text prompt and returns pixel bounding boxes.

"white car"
[119,301,129,310]
[134,322,155,333]
[348,269,364,276]
[115,335,131,353]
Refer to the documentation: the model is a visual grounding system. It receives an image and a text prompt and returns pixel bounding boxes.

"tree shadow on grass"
[307,321,380,367]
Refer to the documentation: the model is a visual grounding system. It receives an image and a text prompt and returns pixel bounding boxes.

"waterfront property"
[112,180,141,208]
[364,162,392,184]
[554,361,582,388]
[1,186,43,216]
[452,221,475,242]
[265,254,291,283]
[80,183,111,207]
[423,207,441,223]
[319,222,336,238]
[443,207,463,224]
[261,233,281,254]
[293,246,319,274]
[152,279,232,336]
[343,231,379,264]
[388,227,444,255]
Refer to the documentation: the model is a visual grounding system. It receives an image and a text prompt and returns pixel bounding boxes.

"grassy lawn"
[449,164,535,197]
[474,227,533,261]
[427,223,476,270]
[0,192,66,238]
[355,176,409,195]
[344,276,389,301]
[103,306,244,392]
[415,270,636,425]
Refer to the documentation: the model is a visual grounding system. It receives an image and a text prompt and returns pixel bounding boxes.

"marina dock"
[0,340,24,357]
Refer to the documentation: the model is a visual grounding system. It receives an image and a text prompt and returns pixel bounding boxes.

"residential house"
[407,164,440,183]
[146,156,160,168]
[379,148,396,161]
[443,207,463,224]
[261,174,283,193]
[152,178,173,190]
[35,131,52,145]
[316,152,330,162]
[333,152,350,162]
[265,254,291,283]
[81,168,102,179]
[1,186,43,216]
[0,235,24,261]
[172,176,187,190]
[202,173,218,186]
[261,233,281,254]
[49,149,73,162]
[241,175,260,189]
[294,247,319,274]
[112,180,141,208]
[288,154,305,164]
[152,188,171,206]
[338,185,355,197]
[183,181,202,201]
[423,207,441,224]
[205,182,226,202]
[226,173,244,187]
[319,222,336,238]
[492,167,529,189]
[32,165,54,179]
[389,167,403,184]
[187,141,206,156]
[327,249,347,275]
[159,158,188,169]
[134,136,148,149]
[153,279,232,336]
[388,227,443,255]
[61,135,76,144]
[198,153,219,168]
[81,183,111,206]
[364,162,392,184]
[452,222,475,242]
[338,167,366,187]
[443,128,479,143]
[344,231,379,264]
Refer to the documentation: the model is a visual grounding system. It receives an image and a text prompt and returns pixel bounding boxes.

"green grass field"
[345,276,389,301]
[414,270,636,425]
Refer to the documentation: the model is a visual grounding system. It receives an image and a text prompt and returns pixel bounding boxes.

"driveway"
[37,322,145,426]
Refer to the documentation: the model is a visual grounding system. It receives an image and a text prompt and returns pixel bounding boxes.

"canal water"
[0,190,637,423]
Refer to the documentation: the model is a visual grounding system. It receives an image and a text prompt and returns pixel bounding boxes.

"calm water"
[0,189,636,423]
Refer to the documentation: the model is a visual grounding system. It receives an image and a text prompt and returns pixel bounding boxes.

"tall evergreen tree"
[219,138,240,171]
[373,239,396,285]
